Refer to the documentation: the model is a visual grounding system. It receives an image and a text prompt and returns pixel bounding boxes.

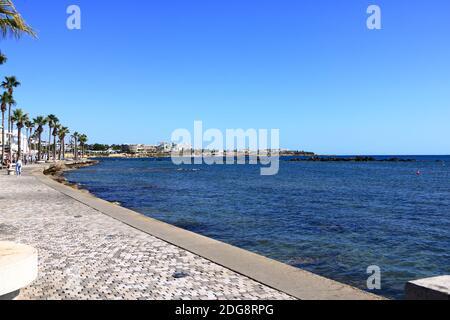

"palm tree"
[1,76,20,97]
[58,126,69,160]
[46,114,58,160]
[0,51,6,65]
[0,91,14,164]
[52,123,60,161]
[2,75,20,159]
[72,132,79,160]
[33,116,47,161]
[25,119,33,158]
[11,108,28,160]
[0,0,36,39]
[79,134,88,159]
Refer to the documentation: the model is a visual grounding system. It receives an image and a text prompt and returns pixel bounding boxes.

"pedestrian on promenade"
[15,159,22,176]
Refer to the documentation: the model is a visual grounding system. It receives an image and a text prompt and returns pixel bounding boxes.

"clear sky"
[1,0,450,154]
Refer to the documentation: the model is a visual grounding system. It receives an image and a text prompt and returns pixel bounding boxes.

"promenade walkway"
[0,167,292,300]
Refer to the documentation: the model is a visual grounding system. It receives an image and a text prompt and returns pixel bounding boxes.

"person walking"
[15,159,22,176]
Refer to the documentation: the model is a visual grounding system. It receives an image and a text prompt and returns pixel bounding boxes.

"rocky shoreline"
[43,160,124,206]
[43,160,99,189]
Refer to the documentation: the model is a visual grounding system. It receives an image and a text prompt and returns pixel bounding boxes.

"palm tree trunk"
[62,139,65,160]
[48,126,52,160]
[75,139,78,160]
[7,103,11,160]
[53,135,57,161]
[30,128,33,155]
[17,127,22,161]
[38,133,42,161]
[58,138,62,160]
[28,128,32,160]
[1,110,5,167]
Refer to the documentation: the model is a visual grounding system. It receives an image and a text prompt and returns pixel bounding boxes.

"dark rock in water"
[173,271,189,279]
[354,156,376,162]
[289,156,416,162]
[381,158,415,162]
[287,257,317,266]
[290,156,376,162]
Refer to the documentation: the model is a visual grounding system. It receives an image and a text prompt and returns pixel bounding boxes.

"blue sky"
[1,0,450,154]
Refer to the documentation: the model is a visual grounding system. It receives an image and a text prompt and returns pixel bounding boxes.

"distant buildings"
[121,144,158,154]
[0,128,31,156]
[157,142,173,153]
[120,142,193,155]
[91,142,311,157]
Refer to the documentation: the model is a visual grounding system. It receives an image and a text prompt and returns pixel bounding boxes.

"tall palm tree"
[46,114,58,160]
[11,108,28,160]
[58,126,69,160]
[24,119,33,159]
[2,75,20,159]
[33,116,47,161]
[52,123,60,161]
[79,134,88,159]
[0,0,36,39]
[0,91,14,164]
[72,132,79,160]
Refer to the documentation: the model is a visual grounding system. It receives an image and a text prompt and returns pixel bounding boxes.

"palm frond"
[0,0,36,39]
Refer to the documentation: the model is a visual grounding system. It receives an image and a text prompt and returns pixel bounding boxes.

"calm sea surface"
[65,156,450,299]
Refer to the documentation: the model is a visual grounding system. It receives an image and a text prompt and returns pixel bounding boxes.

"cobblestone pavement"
[0,169,293,300]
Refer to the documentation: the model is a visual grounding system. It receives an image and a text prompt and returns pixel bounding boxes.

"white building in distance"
[0,128,31,156]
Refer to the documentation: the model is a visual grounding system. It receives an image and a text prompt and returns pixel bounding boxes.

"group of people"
[2,154,40,176]
[2,158,23,176]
